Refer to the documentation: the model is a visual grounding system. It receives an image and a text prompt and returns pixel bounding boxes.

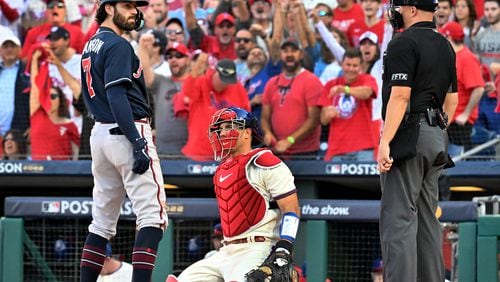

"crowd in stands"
[0,0,498,161]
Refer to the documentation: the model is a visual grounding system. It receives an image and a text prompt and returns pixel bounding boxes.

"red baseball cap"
[165,42,189,57]
[439,22,464,41]
[215,13,235,26]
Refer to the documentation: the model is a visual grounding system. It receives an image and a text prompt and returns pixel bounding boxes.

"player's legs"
[120,123,167,229]
[112,123,167,282]
[380,157,423,281]
[88,124,128,238]
[221,242,272,281]
[416,125,446,282]
[82,124,127,281]
[177,251,224,282]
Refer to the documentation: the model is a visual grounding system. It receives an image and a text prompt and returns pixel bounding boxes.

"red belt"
[134,118,150,124]
[224,236,266,245]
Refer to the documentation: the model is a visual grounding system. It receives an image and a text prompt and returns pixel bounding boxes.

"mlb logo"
[326,164,341,174]
[187,164,202,174]
[42,201,60,213]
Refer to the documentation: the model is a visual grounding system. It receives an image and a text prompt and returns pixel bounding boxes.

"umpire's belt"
[223,236,267,246]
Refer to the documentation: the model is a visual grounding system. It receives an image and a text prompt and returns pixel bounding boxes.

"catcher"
[167,107,300,282]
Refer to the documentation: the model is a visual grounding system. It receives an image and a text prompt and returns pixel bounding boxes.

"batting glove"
[132,137,150,174]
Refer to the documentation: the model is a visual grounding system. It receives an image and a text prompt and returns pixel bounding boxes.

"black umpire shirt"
[381,21,458,119]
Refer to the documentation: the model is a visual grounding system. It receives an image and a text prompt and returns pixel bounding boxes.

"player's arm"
[246,155,299,281]
[106,84,150,174]
[276,193,300,246]
[29,50,42,116]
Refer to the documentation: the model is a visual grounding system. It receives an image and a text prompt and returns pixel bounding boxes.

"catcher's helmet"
[208,107,261,161]
[99,0,149,7]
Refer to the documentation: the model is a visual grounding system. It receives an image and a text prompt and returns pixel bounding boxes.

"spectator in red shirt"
[185,0,237,60]
[181,54,250,161]
[29,50,79,160]
[440,22,485,156]
[332,0,365,33]
[320,48,378,161]
[346,0,385,47]
[261,37,322,157]
[21,0,84,60]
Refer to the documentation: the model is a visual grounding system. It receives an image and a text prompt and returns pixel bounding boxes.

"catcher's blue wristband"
[280,212,300,242]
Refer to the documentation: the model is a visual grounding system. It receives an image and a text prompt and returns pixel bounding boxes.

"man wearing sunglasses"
[21,0,84,60]
[378,0,458,281]
[138,37,191,156]
[235,29,257,83]
[79,1,168,281]
[165,17,186,45]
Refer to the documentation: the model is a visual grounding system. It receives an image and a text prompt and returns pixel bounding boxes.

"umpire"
[377,0,458,281]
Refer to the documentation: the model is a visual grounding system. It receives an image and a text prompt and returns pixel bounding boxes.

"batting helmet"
[208,107,261,161]
[99,0,149,7]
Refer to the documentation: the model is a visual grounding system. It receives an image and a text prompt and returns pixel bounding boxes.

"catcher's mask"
[208,107,261,161]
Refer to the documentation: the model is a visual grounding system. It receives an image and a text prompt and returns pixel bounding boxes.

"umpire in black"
[377,0,458,281]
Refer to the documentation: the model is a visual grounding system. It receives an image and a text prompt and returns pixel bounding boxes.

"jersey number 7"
[82,57,96,98]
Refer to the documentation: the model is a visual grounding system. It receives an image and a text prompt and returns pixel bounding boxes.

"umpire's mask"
[389,0,438,30]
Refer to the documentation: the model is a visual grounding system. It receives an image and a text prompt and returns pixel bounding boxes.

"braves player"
[167,107,300,282]
[79,1,167,282]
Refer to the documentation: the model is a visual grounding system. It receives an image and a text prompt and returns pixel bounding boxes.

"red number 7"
[82,57,96,98]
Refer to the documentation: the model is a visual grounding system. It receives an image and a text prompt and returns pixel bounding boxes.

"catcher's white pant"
[88,122,168,239]
[177,241,273,282]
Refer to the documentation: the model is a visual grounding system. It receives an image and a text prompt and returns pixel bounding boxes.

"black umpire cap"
[390,0,438,11]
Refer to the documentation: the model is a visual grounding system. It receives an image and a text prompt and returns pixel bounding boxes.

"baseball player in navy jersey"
[79,1,167,281]
[167,107,300,282]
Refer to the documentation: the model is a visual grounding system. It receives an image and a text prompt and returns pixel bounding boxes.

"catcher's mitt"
[245,243,298,282]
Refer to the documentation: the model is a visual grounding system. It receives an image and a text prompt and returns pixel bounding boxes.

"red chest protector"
[214,148,279,237]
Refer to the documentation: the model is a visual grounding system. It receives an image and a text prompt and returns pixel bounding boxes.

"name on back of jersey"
[83,38,104,55]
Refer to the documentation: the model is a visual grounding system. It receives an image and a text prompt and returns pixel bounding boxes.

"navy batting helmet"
[208,107,262,161]
[99,0,149,7]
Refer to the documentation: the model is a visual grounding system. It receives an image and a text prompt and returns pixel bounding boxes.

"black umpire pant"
[380,119,448,282]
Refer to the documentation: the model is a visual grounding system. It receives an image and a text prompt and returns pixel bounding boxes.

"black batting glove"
[132,137,150,174]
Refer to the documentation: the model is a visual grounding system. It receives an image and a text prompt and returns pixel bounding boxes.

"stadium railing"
[1,197,480,282]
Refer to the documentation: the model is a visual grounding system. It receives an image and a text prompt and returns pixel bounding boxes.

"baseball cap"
[439,21,465,41]
[280,37,301,49]
[216,59,237,84]
[213,223,223,238]
[146,29,168,52]
[0,35,21,47]
[47,26,70,41]
[359,31,378,45]
[165,42,189,57]
[215,13,235,26]
[166,17,184,30]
